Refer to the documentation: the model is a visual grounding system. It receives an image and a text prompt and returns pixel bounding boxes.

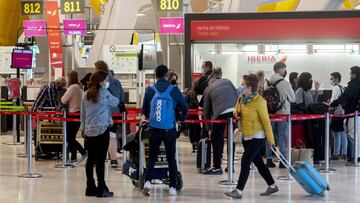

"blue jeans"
[333,131,347,156]
[266,121,288,159]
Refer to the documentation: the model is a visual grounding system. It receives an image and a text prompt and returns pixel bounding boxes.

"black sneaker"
[110,160,118,168]
[203,167,223,175]
[266,160,276,168]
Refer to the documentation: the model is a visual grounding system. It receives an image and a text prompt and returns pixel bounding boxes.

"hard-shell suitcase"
[272,147,330,196]
[196,138,211,172]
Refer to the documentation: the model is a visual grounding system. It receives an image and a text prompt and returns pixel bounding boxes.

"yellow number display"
[21,1,43,15]
[61,0,84,14]
[158,0,182,11]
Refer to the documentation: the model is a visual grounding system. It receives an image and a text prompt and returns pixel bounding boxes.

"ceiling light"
[137,13,146,17]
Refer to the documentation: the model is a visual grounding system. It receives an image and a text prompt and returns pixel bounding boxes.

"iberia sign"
[159,17,184,35]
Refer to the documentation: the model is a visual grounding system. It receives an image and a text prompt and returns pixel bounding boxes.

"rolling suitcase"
[272,147,330,196]
[196,138,211,172]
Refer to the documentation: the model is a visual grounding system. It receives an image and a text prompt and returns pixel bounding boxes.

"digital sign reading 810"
[158,0,183,12]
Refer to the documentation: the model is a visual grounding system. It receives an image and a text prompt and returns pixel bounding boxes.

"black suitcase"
[196,138,211,172]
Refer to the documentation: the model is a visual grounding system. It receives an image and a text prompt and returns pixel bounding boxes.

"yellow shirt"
[234,94,275,145]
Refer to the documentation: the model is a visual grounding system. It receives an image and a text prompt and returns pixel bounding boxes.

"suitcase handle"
[271,147,296,173]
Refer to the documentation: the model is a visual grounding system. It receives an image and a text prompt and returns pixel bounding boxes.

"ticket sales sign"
[159,17,184,35]
[63,19,87,36]
[21,0,44,15]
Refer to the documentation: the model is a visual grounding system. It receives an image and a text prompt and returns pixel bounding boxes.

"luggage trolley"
[34,107,63,161]
[122,121,183,190]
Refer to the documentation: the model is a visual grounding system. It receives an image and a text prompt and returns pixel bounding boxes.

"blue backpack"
[149,85,175,130]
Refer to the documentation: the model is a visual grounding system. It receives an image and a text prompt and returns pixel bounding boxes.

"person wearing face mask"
[61,70,87,164]
[225,74,278,199]
[331,66,360,164]
[194,61,213,106]
[95,61,124,168]
[266,62,295,169]
[328,72,347,160]
[81,70,119,197]
[294,72,320,109]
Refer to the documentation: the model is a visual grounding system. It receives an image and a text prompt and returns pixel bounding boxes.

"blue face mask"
[237,85,245,94]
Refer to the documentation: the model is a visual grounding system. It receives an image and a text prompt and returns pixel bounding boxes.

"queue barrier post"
[17,111,29,158]
[219,117,237,185]
[19,114,41,178]
[319,112,336,173]
[353,111,360,167]
[3,100,23,145]
[55,109,75,169]
[114,112,127,172]
[122,112,127,165]
[278,115,293,181]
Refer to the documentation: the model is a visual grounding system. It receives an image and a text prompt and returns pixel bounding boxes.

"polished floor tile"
[0,135,359,203]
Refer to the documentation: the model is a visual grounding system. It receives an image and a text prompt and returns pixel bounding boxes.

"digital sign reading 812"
[158,0,182,12]
[21,1,44,15]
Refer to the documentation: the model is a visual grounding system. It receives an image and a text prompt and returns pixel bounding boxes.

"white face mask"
[330,79,335,86]
[103,82,110,89]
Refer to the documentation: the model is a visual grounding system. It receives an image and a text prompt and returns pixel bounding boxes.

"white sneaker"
[142,181,151,196]
[169,187,177,196]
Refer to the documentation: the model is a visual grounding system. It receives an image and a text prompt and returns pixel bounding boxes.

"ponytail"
[86,71,108,103]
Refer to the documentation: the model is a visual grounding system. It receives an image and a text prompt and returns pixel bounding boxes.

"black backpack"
[263,79,284,114]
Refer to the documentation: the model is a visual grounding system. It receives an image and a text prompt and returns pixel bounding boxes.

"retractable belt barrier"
[3,107,360,181]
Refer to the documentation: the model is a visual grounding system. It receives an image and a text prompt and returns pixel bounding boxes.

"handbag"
[291,90,307,114]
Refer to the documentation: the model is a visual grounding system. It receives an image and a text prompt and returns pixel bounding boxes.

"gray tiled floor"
[0,135,359,203]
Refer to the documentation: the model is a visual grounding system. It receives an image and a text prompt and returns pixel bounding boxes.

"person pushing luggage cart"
[141,65,189,197]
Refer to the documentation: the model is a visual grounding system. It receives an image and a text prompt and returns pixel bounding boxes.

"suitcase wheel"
[326,185,330,191]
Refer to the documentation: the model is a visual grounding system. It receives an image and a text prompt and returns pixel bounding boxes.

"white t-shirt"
[330,85,344,103]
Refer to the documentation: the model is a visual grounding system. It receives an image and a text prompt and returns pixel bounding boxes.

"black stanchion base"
[218,180,237,186]
[18,173,42,178]
[2,142,24,145]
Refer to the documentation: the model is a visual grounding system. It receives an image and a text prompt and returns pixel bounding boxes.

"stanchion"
[219,117,237,185]
[114,112,127,172]
[319,113,336,173]
[353,111,360,167]
[278,115,293,181]
[19,114,41,178]
[17,113,28,158]
[55,109,74,168]
[3,100,23,145]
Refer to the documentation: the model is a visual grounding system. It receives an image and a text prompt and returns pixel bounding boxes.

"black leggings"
[86,129,110,191]
[67,113,86,160]
[237,138,275,190]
